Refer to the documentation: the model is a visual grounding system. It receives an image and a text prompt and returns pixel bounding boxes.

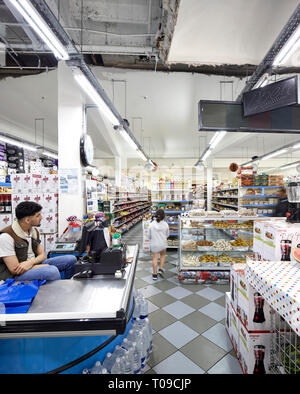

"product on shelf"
[213,239,233,251]
[196,240,213,246]
[182,239,197,250]
[230,238,248,247]
[199,254,217,263]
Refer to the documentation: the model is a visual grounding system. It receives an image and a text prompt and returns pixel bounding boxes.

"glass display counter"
[178,216,259,283]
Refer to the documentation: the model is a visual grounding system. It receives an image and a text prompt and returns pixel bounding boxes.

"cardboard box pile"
[226,263,273,374]
[253,218,300,262]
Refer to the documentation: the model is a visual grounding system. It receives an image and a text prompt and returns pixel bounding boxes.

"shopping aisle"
[122,223,242,374]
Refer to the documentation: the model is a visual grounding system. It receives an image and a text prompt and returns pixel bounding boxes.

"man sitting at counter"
[0,201,76,281]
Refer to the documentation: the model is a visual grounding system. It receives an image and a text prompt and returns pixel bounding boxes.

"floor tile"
[180,311,216,334]
[142,274,164,284]
[162,300,195,319]
[180,335,227,371]
[202,323,233,351]
[139,285,162,298]
[135,269,151,278]
[153,351,205,374]
[148,309,177,331]
[134,278,148,289]
[207,354,242,374]
[199,302,225,322]
[165,286,193,299]
[148,292,177,308]
[147,333,177,368]
[180,294,210,309]
[158,321,199,348]
[196,287,224,301]
[150,280,177,292]
[147,300,160,314]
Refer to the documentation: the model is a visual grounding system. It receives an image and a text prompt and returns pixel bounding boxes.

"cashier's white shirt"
[0,229,35,259]
[149,219,169,253]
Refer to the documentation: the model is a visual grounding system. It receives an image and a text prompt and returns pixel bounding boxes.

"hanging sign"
[198,99,300,134]
[243,76,298,117]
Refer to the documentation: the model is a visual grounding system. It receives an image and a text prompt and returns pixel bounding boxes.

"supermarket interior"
[1,0,300,377]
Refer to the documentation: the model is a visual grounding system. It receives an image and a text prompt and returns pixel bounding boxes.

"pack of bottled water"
[82,289,152,374]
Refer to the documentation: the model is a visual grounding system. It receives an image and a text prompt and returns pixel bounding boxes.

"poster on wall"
[59,168,79,194]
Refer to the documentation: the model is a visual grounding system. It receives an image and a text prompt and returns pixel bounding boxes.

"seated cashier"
[0,201,76,281]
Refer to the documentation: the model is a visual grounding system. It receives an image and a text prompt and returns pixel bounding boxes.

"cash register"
[73,216,127,279]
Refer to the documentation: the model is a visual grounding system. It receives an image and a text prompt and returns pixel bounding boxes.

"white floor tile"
[153,351,205,374]
[199,302,225,321]
[165,286,193,299]
[142,274,164,284]
[159,321,199,348]
[202,323,232,351]
[207,354,242,374]
[147,300,160,314]
[196,287,224,301]
[139,285,162,298]
[162,300,195,319]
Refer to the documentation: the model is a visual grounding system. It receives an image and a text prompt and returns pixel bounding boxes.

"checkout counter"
[0,244,139,374]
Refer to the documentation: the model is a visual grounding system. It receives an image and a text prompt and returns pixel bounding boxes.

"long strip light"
[273,24,300,66]
[261,148,288,161]
[73,69,120,126]
[202,148,212,161]
[209,131,227,149]
[0,135,37,151]
[119,128,138,150]
[136,149,147,162]
[8,0,69,60]
[280,161,300,170]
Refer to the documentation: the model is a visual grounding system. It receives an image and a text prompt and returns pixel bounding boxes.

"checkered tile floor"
[123,223,242,374]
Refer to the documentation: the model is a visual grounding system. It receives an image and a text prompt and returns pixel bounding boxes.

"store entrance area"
[123,223,242,374]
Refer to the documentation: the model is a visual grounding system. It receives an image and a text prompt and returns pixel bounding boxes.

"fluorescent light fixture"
[73,69,120,126]
[119,128,138,150]
[42,150,58,159]
[273,24,300,66]
[261,148,288,161]
[209,131,227,150]
[293,142,300,150]
[280,162,299,170]
[202,148,212,161]
[136,149,147,161]
[0,135,37,151]
[8,0,69,60]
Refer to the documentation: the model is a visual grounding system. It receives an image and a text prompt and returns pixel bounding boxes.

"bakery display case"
[178,215,258,280]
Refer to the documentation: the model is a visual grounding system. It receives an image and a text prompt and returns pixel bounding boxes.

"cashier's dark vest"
[0,225,40,280]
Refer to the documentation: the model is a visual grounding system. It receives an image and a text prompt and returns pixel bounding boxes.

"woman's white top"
[149,219,169,253]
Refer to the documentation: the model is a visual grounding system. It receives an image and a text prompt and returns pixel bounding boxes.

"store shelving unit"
[178,215,257,282]
[240,186,282,216]
[111,192,151,234]
[212,187,239,212]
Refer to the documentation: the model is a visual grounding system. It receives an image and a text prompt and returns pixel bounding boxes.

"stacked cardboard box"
[253,218,300,262]
[11,173,59,254]
[226,263,273,374]
[142,220,151,252]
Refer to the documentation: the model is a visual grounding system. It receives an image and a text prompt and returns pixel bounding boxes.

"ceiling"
[0,0,300,168]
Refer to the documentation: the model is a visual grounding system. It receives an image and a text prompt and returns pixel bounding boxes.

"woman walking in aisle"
[149,209,169,280]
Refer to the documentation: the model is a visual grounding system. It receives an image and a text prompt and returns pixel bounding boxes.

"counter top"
[0,244,139,338]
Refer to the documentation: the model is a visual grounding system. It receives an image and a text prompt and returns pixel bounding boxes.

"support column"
[206,158,213,211]
[57,61,86,235]
[114,156,127,188]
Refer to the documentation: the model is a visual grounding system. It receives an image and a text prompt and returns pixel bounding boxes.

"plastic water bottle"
[133,295,142,320]
[90,360,108,374]
[111,356,126,374]
[131,342,142,374]
[102,352,115,373]
[123,347,134,374]
[144,318,153,357]
[82,368,90,374]
[121,337,131,351]
[112,345,127,360]
[139,297,148,319]
[136,331,147,369]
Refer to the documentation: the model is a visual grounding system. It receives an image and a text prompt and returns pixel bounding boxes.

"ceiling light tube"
[73,69,120,126]
[0,135,37,151]
[136,149,147,161]
[261,148,288,160]
[201,148,212,161]
[8,0,69,60]
[293,142,300,150]
[273,24,300,66]
[209,131,227,150]
[119,128,138,150]
[280,160,300,170]
[43,150,58,159]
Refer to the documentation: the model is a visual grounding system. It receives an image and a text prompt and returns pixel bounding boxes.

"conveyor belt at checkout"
[0,244,139,339]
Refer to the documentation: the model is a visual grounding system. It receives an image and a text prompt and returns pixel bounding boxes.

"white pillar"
[57,61,86,235]
[114,156,127,188]
[206,158,213,211]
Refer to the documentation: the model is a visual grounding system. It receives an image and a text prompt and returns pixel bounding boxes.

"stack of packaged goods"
[268,175,283,186]
[82,289,152,374]
[226,262,273,374]
[11,173,59,254]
